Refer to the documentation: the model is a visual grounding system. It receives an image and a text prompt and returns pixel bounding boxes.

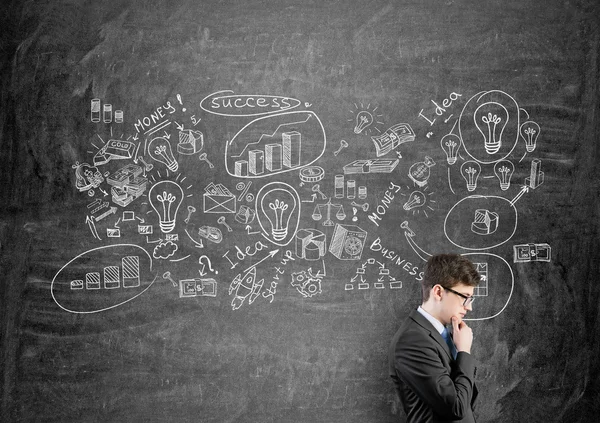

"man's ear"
[432,284,443,301]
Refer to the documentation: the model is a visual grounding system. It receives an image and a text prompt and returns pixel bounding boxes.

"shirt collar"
[417,306,445,335]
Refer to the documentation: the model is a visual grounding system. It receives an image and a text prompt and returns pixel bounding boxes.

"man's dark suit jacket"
[389,309,478,422]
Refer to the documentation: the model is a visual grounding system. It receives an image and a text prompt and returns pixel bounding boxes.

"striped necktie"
[441,327,458,359]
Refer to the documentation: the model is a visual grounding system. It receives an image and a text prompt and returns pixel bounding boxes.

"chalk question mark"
[198,255,216,276]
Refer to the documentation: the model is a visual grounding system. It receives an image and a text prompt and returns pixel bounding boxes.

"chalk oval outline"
[444,195,518,251]
[200,90,302,117]
[463,252,514,321]
[51,244,157,314]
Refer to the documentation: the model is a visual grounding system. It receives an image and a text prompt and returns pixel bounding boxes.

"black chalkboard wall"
[1,0,599,422]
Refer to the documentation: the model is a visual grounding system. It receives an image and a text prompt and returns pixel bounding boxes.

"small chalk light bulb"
[474,102,509,155]
[493,160,515,191]
[148,136,179,172]
[148,180,184,233]
[260,189,297,241]
[519,120,540,153]
[403,191,426,211]
[354,111,374,134]
[440,134,461,165]
[460,161,481,192]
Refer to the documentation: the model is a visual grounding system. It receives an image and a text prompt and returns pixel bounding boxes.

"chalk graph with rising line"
[231,115,312,158]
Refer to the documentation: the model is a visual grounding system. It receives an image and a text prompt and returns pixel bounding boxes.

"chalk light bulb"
[474,102,509,155]
[354,111,374,134]
[440,134,461,165]
[460,161,481,192]
[148,180,184,233]
[403,191,426,211]
[493,160,515,191]
[148,136,179,172]
[260,188,297,242]
[519,120,540,153]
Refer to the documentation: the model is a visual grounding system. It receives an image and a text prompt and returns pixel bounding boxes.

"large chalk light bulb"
[519,120,540,153]
[440,134,461,165]
[148,180,183,233]
[260,188,297,242]
[148,136,179,172]
[460,161,481,192]
[474,102,509,155]
[403,191,426,211]
[493,160,515,191]
[354,111,374,134]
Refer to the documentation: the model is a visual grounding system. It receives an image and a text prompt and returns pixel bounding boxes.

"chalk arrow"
[301,193,318,203]
[90,201,109,215]
[245,225,260,235]
[86,215,101,240]
[510,185,529,207]
[174,121,185,131]
[114,217,122,228]
[100,188,108,196]
[94,206,117,222]
[404,230,431,262]
[132,133,139,141]
[243,249,279,273]
[163,131,171,139]
[184,228,203,248]
[146,235,161,244]
[136,215,145,223]
[314,259,327,277]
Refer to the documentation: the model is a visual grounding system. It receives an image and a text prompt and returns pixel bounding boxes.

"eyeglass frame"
[442,286,475,306]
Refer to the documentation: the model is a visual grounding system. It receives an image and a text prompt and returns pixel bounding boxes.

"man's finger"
[452,316,459,332]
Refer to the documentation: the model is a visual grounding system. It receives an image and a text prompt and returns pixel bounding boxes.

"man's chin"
[453,314,465,324]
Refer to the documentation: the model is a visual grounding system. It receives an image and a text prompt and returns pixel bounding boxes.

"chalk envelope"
[203,194,236,214]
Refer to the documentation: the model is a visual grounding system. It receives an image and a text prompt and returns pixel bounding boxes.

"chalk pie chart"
[444,195,517,251]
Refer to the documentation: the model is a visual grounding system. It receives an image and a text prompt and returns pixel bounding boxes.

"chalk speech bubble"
[462,252,514,321]
[51,244,157,314]
[444,195,517,251]
[200,90,302,117]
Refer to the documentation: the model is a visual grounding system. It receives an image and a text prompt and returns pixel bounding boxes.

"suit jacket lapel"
[409,309,453,360]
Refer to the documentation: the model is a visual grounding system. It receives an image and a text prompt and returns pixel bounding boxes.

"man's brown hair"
[421,254,480,301]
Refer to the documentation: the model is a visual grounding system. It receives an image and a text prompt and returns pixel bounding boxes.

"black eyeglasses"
[443,287,475,306]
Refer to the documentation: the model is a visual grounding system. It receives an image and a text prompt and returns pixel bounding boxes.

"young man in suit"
[389,253,481,422]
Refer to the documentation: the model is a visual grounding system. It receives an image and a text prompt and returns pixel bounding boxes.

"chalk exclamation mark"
[177,94,186,112]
